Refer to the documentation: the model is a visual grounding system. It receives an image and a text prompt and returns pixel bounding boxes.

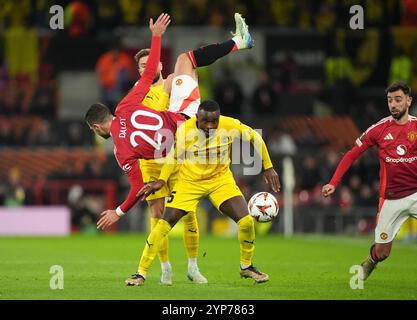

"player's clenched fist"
[322,184,335,197]
[149,13,171,36]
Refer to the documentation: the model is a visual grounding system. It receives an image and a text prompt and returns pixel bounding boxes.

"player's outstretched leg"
[219,196,269,283]
[182,212,208,284]
[237,215,269,283]
[359,243,392,280]
[168,13,253,118]
[360,256,377,281]
[125,219,173,286]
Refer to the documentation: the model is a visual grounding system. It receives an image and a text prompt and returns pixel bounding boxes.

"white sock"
[188,258,198,270]
[232,36,243,50]
[240,263,251,269]
[161,261,171,272]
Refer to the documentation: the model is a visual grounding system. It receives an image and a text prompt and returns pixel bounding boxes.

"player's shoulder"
[179,116,197,131]
[409,115,417,122]
[219,115,242,129]
[365,116,393,134]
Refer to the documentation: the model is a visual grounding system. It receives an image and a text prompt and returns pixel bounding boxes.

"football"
[248,192,279,222]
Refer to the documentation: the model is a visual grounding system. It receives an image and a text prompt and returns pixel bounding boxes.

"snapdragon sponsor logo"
[156,126,264,175]
[385,156,417,164]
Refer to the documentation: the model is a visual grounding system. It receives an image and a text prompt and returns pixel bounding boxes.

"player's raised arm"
[120,13,170,105]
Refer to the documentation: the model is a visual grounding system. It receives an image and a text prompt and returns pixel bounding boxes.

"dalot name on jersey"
[119,118,127,138]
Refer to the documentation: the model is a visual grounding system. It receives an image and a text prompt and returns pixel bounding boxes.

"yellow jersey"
[160,115,274,182]
[142,80,169,112]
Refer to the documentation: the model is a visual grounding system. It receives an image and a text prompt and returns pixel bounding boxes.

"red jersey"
[109,35,185,213]
[330,115,417,200]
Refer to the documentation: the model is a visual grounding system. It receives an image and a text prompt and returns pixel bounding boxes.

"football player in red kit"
[322,81,417,280]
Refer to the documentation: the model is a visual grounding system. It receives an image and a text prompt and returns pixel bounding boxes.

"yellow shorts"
[166,170,243,213]
[140,158,179,201]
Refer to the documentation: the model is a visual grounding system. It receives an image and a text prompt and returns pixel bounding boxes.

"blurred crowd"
[0,0,414,33]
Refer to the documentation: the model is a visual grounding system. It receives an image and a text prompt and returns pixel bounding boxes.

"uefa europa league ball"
[248,192,279,223]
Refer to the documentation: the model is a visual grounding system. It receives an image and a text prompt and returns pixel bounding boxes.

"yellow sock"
[237,215,255,267]
[182,212,199,259]
[138,219,172,277]
[150,217,169,263]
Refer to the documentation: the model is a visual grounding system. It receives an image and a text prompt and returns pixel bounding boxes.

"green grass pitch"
[1,234,416,300]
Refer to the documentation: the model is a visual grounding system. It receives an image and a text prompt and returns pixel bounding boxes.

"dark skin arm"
[263,167,281,193]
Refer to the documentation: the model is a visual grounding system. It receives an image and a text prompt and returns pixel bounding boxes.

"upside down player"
[322,81,417,280]
[85,13,255,285]
[132,100,281,286]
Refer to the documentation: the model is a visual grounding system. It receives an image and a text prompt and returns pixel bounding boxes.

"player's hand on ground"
[137,180,165,201]
[263,168,281,193]
[149,13,171,36]
[322,184,335,197]
[97,209,119,230]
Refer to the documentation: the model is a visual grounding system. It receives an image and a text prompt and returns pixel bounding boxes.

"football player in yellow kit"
[134,49,206,285]
[133,100,281,285]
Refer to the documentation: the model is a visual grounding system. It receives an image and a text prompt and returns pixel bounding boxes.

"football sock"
[182,212,199,260]
[370,244,386,262]
[237,215,255,267]
[138,219,172,277]
[151,217,169,263]
[187,40,237,68]
[188,258,198,270]
[161,261,171,272]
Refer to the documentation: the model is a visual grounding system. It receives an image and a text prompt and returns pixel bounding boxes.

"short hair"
[198,100,221,113]
[134,48,150,64]
[85,103,112,126]
[385,81,411,96]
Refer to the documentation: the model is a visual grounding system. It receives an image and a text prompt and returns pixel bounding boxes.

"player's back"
[142,80,170,112]
[111,102,185,173]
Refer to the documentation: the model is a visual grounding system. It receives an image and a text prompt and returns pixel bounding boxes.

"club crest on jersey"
[407,131,417,142]
[380,232,388,240]
[396,145,407,156]
[175,79,183,86]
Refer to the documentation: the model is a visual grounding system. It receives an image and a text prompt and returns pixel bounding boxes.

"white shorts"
[169,75,200,118]
[375,191,417,243]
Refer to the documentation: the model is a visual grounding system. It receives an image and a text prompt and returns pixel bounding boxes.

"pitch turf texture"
[1,234,416,300]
